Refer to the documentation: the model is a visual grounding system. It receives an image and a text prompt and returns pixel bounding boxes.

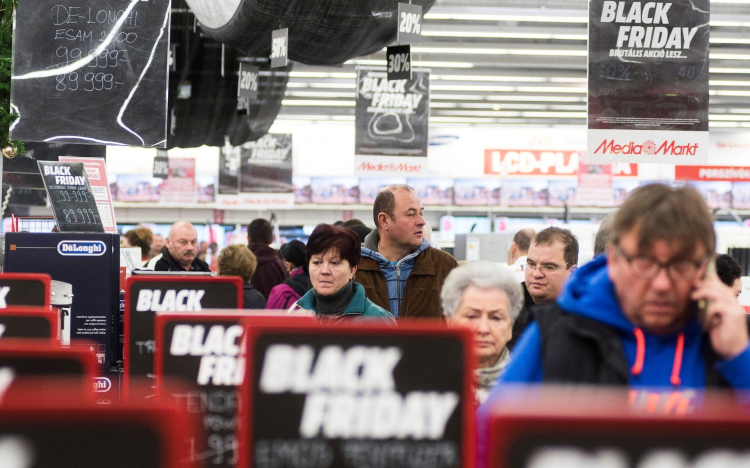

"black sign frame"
[239,319,474,468]
[0,273,51,309]
[123,276,244,398]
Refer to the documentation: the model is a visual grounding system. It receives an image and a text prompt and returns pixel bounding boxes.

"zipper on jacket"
[396,262,402,317]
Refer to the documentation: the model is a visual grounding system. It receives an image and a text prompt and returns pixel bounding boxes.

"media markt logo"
[594,139,699,156]
[57,241,106,256]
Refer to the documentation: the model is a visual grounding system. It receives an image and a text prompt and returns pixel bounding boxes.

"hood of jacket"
[556,255,707,388]
[248,243,282,266]
[360,229,430,267]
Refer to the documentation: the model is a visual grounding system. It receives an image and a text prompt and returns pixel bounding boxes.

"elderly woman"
[218,244,266,310]
[441,261,523,404]
[292,224,394,323]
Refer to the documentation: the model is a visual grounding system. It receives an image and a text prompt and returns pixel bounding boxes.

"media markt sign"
[587,0,709,164]
[587,130,707,164]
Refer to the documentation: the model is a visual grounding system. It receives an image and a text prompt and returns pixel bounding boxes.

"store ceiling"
[276,0,750,129]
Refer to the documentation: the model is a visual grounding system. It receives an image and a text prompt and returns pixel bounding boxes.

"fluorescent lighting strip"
[413,46,587,57]
[289,71,357,79]
[345,59,473,68]
[711,68,750,73]
[424,13,587,23]
[281,100,354,106]
[710,80,750,86]
[421,30,587,40]
[286,91,355,98]
[425,12,750,28]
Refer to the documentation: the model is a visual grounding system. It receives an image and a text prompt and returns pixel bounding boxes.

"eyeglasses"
[526,259,570,273]
[614,244,705,281]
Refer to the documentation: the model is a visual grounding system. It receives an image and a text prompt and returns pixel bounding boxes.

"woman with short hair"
[441,261,524,404]
[291,224,394,323]
[218,244,266,309]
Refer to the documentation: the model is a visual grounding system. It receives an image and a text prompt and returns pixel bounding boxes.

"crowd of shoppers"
[123,182,750,437]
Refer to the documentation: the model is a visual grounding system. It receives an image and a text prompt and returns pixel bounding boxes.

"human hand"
[691,275,750,360]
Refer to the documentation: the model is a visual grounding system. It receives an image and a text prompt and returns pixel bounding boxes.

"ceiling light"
[413,47,587,57]
[286,91,355,98]
[281,100,354,106]
[516,86,586,93]
[711,53,750,60]
[433,74,547,82]
[289,71,357,79]
[346,59,473,68]
[710,68,750,74]
[433,84,516,92]
[487,95,586,102]
[710,80,750,86]
[421,30,587,40]
[423,13,587,23]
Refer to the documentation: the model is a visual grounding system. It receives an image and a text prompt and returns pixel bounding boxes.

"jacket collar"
[360,230,433,274]
[297,283,367,316]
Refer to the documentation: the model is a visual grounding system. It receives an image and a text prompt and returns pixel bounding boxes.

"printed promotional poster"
[587,0,710,164]
[355,68,430,175]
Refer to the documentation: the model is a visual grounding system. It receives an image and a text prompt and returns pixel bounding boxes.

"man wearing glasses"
[508,227,579,349]
[488,184,749,390]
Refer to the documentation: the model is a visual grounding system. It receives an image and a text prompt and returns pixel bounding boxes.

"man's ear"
[569,264,578,275]
[247,234,252,244]
[377,212,389,231]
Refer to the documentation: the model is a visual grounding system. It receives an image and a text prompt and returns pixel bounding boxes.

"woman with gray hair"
[441,261,524,404]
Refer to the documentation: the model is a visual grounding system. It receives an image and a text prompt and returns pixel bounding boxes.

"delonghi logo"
[57,241,106,256]
[93,377,111,392]
[594,139,698,156]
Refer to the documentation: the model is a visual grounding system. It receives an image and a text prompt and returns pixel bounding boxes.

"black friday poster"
[355,68,430,175]
[587,0,709,164]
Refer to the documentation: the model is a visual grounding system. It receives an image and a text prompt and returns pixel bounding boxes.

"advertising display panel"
[587,0,710,164]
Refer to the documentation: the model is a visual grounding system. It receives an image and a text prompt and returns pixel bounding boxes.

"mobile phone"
[698,259,716,329]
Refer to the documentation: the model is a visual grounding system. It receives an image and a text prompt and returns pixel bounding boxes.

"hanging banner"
[59,157,117,233]
[216,134,294,209]
[587,0,710,164]
[577,154,614,206]
[355,68,430,176]
[160,157,197,205]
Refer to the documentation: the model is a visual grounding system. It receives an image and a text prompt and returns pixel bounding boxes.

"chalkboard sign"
[10,0,170,147]
[241,322,473,468]
[38,161,104,232]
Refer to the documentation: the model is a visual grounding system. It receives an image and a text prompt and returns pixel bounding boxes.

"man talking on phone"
[486,183,750,391]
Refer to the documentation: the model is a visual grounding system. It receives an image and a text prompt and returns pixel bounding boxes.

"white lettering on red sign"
[484,150,579,176]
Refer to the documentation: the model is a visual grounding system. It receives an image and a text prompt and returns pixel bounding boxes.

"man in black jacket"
[154,221,211,272]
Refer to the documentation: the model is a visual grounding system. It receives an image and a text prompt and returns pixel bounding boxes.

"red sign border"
[0,394,199,468]
[0,306,58,342]
[0,272,51,309]
[237,319,475,468]
[488,412,750,468]
[123,275,244,398]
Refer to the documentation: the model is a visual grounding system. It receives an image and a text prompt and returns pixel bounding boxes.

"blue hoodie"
[497,255,750,389]
[475,256,750,468]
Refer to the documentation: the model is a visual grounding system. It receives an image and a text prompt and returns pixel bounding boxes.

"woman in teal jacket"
[290,224,394,324]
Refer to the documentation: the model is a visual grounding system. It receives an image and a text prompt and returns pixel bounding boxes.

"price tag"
[153,154,169,179]
[238,63,259,100]
[37,161,103,233]
[387,44,412,81]
[270,28,289,68]
[397,3,423,43]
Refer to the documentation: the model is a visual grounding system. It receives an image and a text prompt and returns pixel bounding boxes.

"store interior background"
[9,0,750,289]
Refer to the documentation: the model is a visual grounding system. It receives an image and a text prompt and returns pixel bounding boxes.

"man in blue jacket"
[476,183,750,467]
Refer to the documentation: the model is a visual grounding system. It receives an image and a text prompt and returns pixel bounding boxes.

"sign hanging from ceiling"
[355,68,430,176]
[216,134,295,209]
[587,0,710,164]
